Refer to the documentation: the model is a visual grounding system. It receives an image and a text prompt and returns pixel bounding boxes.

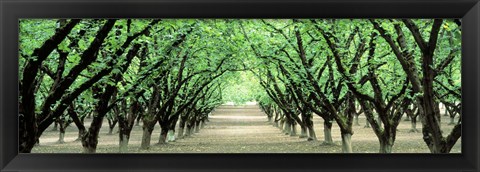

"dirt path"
[143,105,325,153]
[33,104,461,153]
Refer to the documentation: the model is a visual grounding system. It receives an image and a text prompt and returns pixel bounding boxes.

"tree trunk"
[75,128,86,141]
[119,134,129,153]
[299,125,308,138]
[189,125,195,135]
[107,119,117,135]
[82,140,96,153]
[177,125,185,139]
[118,118,133,153]
[167,130,176,142]
[409,116,419,133]
[177,116,187,139]
[279,119,285,130]
[200,120,206,129]
[443,105,448,116]
[291,125,297,136]
[23,121,39,148]
[185,125,192,137]
[341,133,353,153]
[135,115,142,126]
[140,121,155,150]
[378,124,395,153]
[379,139,393,153]
[57,121,66,143]
[307,125,317,141]
[158,127,168,144]
[273,110,280,127]
[435,103,442,124]
[108,127,114,135]
[376,115,382,128]
[284,121,291,135]
[81,116,104,153]
[323,121,333,145]
[58,130,65,144]
[51,121,59,131]
[69,106,86,141]
[82,132,97,153]
[354,115,360,126]
[140,128,153,150]
[195,121,201,133]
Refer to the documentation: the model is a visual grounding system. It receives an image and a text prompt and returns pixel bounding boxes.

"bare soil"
[32,105,461,153]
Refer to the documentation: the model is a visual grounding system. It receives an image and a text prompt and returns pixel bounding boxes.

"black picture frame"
[1,0,479,172]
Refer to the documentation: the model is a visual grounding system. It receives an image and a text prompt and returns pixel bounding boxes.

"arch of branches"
[19,19,461,153]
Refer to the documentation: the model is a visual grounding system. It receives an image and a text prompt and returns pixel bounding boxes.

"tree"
[371,19,461,153]
[20,19,462,153]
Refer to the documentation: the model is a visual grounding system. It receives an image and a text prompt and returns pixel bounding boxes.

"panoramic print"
[19,19,461,153]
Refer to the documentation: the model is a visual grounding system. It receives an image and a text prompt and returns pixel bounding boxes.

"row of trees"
[19,19,461,153]
[19,19,251,153]
[249,19,461,153]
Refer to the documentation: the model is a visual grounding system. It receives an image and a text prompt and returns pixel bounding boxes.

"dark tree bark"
[323,116,334,145]
[34,20,117,144]
[140,118,156,150]
[305,116,317,141]
[82,43,142,153]
[177,113,188,139]
[67,104,86,141]
[37,20,117,124]
[57,116,69,144]
[273,107,280,127]
[157,121,169,144]
[19,19,81,153]
[194,120,201,133]
[372,19,461,153]
[297,23,356,152]
[140,85,161,150]
[117,98,141,152]
[107,117,118,135]
[78,19,160,153]
[319,23,412,153]
[51,120,59,131]
[405,101,420,133]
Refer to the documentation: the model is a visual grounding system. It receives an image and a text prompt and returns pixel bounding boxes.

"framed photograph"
[1,0,479,171]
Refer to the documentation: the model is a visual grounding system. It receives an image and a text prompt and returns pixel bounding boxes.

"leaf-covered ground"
[32,105,461,153]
